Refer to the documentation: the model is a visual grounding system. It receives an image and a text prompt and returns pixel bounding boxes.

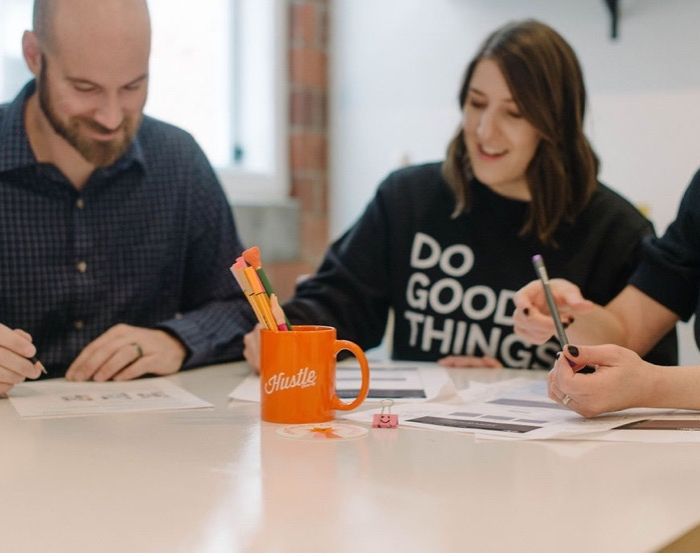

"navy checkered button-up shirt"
[0,81,255,377]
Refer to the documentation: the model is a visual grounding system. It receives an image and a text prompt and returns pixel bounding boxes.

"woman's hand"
[513,278,594,344]
[548,344,657,418]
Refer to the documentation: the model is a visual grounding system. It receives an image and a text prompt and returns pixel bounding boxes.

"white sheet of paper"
[347,377,678,440]
[9,377,213,418]
[228,361,456,403]
[569,413,700,443]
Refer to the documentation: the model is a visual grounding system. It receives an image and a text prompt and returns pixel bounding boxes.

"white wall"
[329,0,700,364]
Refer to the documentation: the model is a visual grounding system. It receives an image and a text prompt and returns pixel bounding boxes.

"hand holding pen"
[530,255,596,373]
[0,323,46,396]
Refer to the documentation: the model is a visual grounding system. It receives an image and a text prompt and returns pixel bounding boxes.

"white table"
[1,362,698,552]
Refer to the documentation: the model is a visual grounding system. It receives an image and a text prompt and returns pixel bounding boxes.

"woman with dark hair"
[244,19,676,370]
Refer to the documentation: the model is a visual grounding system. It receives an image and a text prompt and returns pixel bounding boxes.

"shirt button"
[76,261,87,273]
[74,320,84,330]
[76,198,85,209]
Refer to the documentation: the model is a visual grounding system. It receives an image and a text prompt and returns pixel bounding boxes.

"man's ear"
[22,31,42,76]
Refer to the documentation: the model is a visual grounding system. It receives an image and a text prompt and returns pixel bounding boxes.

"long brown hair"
[442,19,599,245]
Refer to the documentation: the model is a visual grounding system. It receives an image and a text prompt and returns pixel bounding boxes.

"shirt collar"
[0,79,146,176]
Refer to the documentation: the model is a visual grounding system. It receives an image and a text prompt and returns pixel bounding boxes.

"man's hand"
[0,324,43,395]
[66,324,187,382]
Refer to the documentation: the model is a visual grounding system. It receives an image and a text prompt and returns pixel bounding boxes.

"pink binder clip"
[372,399,398,428]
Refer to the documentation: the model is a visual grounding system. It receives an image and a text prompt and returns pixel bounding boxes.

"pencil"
[242,246,292,329]
[270,294,289,331]
[531,254,596,374]
[531,254,569,347]
[230,259,267,328]
[243,266,277,330]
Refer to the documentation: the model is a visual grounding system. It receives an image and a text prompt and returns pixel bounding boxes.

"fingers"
[0,383,13,396]
[562,343,629,370]
[437,355,502,368]
[13,329,33,343]
[513,280,546,314]
[112,356,157,382]
[513,279,591,344]
[0,347,41,380]
[513,310,559,344]
[547,279,593,310]
[66,325,134,381]
[0,324,36,359]
[514,279,592,317]
[92,343,145,382]
[243,325,262,373]
[548,370,566,403]
[0,364,30,385]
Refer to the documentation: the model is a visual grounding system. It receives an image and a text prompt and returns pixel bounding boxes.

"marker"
[531,254,594,374]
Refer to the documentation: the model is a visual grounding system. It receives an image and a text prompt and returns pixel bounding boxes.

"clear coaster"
[276,422,368,441]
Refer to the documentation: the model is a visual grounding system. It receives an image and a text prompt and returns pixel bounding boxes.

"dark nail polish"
[567,345,579,357]
[523,308,530,316]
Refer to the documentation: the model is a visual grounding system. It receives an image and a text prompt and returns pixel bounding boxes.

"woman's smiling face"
[463,58,541,201]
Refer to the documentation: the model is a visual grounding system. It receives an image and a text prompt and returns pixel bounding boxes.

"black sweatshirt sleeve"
[283,181,394,350]
[630,170,700,321]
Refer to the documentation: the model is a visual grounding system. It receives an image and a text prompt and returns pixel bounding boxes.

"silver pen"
[531,254,569,347]
[531,254,595,373]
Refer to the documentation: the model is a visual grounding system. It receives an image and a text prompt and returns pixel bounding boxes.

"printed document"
[347,377,687,440]
[9,377,213,418]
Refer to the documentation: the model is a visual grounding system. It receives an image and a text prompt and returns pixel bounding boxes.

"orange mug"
[260,325,370,424]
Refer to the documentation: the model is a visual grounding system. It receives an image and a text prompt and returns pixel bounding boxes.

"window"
[0,0,287,202]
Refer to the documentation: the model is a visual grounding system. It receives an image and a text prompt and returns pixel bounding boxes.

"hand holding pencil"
[0,323,46,395]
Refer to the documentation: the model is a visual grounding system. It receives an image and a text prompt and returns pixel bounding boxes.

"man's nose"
[92,93,124,131]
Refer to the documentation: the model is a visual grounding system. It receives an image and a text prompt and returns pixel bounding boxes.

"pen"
[531,255,568,347]
[531,254,595,374]
[31,355,47,375]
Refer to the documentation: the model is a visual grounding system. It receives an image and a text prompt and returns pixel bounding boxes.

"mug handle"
[331,340,370,411]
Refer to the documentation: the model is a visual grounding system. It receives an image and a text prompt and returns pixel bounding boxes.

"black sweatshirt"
[285,162,677,369]
[632,168,700,347]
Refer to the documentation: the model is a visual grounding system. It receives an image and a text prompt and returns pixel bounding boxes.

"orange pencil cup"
[260,325,370,424]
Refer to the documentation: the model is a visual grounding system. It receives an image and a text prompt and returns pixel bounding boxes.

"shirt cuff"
[156,317,210,369]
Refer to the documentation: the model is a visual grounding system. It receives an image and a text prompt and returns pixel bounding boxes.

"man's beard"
[38,60,140,168]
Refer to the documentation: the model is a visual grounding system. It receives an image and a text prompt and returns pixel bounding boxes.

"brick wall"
[266,0,330,302]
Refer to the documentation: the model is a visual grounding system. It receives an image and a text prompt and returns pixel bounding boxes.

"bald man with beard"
[0,0,255,393]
